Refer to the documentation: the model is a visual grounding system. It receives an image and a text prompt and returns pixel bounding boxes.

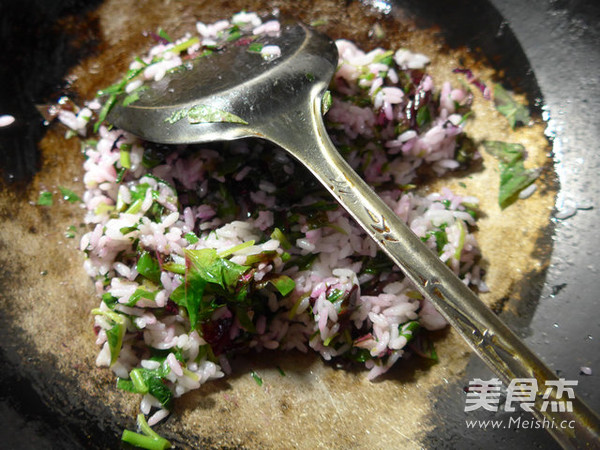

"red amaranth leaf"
[202,316,233,356]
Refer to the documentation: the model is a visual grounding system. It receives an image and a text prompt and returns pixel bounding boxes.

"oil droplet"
[553,322,559,328]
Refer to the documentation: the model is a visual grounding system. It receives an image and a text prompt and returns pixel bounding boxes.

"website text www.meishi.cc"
[465,415,576,430]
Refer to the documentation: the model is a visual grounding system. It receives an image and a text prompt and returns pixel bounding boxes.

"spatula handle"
[258,90,600,449]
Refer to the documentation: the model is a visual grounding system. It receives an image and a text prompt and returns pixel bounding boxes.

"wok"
[0,0,598,448]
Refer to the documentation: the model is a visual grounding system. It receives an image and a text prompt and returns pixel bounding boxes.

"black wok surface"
[408,0,600,448]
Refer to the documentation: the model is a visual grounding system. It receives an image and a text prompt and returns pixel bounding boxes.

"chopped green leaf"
[169,36,200,54]
[483,140,525,165]
[457,110,473,126]
[269,275,296,296]
[122,91,140,107]
[323,333,338,346]
[121,430,171,450]
[410,334,438,362]
[187,104,248,125]
[164,108,189,124]
[250,370,263,386]
[371,50,394,65]
[483,140,540,208]
[130,368,150,394]
[125,199,143,214]
[58,186,82,203]
[80,139,98,152]
[122,366,173,409]
[97,66,145,97]
[137,413,169,443]
[120,147,131,170]
[217,240,255,258]
[102,292,118,309]
[454,220,466,260]
[216,155,245,177]
[398,320,420,343]
[288,293,309,319]
[293,200,338,215]
[421,224,448,254]
[497,165,540,209]
[120,225,138,235]
[322,90,333,115]
[326,288,345,303]
[142,174,175,190]
[185,248,249,291]
[310,19,328,27]
[165,105,248,125]
[216,183,237,219]
[37,191,53,206]
[184,232,199,244]
[284,252,318,271]
[172,248,251,329]
[493,84,530,129]
[416,105,431,128]
[94,94,117,132]
[247,42,264,53]
[147,377,173,410]
[64,225,77,239]
[270,228,291,250]
[92,309,125,365]
[116,378,137,393]
[226,29,242,42]
[115,166,127,184]
[233,305,256,333]
[245,250,278,266]
[141,146,167,169]
[157,27,173,43]
[359,72,375,83]
[106,322,125,365]
[162,262,186,274]
[124,183,156,214]
[122,86,147,107]
[184,273,207,330]
[126,288,157,307]
[361,251,394,275]
[136,252,161,284]
[345,347,372,363]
